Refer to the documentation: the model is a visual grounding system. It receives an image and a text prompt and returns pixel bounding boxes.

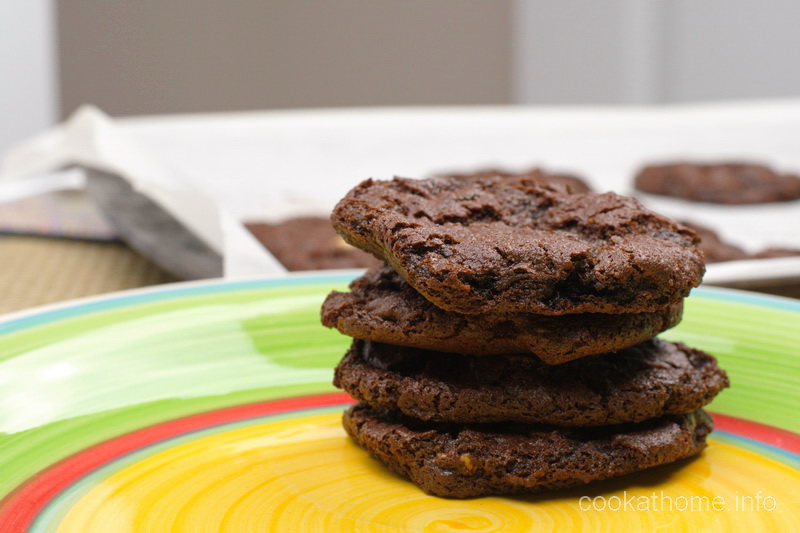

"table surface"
[0,236,176,315]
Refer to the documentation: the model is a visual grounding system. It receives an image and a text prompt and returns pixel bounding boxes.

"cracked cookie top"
[331,174,704,314]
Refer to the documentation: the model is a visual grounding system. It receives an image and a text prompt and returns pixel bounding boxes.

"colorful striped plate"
[0,272,798,532]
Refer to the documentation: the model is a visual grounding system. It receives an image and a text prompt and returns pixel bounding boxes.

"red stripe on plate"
[0,392,354,533]
[712,412,800,454]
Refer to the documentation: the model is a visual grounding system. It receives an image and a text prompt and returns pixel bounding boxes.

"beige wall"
[58,1,511,117]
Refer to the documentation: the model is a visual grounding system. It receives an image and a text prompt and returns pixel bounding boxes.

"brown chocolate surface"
[681,220,800,263]
[245,217,379,271]
[343,404,712,498]
[322,265,683,363]
[334,339,728,426]
[635,162,800,204]
[435,168,592,194]
[680,221,749,263]
[751,247,800,259]
[331,175,704,315]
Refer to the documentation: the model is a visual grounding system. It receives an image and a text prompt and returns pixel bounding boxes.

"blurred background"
[4,1,800,152]
[2,0,800,313]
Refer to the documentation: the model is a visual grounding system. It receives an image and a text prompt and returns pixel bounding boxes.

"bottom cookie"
[343,404,712,499]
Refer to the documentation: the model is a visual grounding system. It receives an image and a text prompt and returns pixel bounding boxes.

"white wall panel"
[514,0,800,104]
[0,0,59,152]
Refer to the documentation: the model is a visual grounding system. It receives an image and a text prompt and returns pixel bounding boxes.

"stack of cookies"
[322,173,729,498]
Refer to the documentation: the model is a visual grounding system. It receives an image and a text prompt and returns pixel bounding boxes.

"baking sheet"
[2,102,799,283]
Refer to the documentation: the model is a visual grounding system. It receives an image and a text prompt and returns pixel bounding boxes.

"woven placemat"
[0,236,177,314]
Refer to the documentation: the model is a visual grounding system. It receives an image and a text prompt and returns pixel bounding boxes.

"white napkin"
[0,106,286,278]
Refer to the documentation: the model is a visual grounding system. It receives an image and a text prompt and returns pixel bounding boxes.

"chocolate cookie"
[752,247,800,259]
[323,265,683,363]
[435,168,592,194]
[331,175,704,315]
[245,217,379,271]
[334,339,728,426]
[679,221,800,263]
[680,221,749,263]
[343,404,712,498]
[635,162,800,204]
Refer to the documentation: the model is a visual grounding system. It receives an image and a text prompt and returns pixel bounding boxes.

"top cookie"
[332,175,704,315]
[635,162,800,204]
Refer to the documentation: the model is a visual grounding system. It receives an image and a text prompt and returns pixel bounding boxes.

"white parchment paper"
[2,102,799,283]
